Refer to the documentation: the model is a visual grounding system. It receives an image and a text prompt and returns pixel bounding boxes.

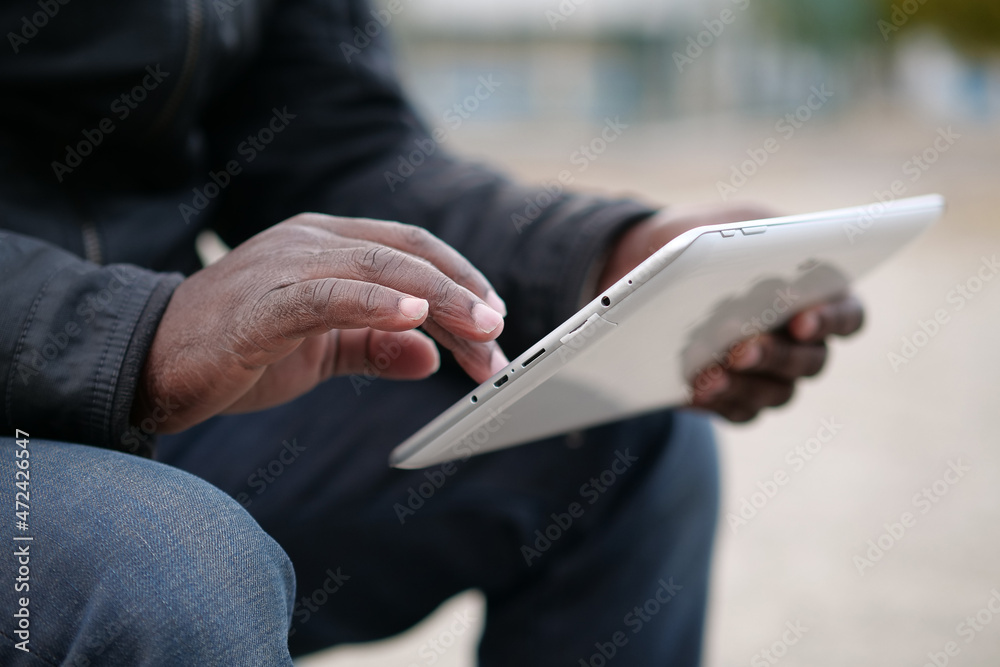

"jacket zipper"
[147,0,204,138]
[76,1,204,263]
[81,220,103,264]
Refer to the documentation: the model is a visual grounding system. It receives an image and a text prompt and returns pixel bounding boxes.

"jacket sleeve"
[0,230,182,455]
[205,0,659,357]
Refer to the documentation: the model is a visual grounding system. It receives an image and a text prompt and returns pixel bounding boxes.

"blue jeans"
[0,438,296,665]
[2,371,718,665]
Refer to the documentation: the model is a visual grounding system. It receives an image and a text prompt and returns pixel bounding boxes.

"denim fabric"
[0,438,295,666]
[0,372,717,665]
[159,371,720,666]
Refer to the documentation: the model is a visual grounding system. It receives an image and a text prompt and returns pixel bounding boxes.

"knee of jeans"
[35,442,296,642]
[126,463,297,630]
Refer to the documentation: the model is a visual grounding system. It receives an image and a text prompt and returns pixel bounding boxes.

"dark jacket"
[0,0,656,455]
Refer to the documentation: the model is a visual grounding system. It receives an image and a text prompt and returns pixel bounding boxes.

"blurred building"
[377,0,1000,123]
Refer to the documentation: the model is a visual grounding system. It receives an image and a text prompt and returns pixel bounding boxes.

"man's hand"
[134,213,509,434]
[599,204,865,423]
[688,295,864,422]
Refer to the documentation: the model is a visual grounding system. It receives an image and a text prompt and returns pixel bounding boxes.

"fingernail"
[796,311,820,340]
[731,342,761,371]
[489,347,509,375]
[486,290,507,317]
[472,303,503,334]
[399,297,428,321]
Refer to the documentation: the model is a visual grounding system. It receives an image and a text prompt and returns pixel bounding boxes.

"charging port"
[493,374,509,388]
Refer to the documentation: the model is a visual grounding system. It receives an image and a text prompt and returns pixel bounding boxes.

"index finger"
[303,215,507,316]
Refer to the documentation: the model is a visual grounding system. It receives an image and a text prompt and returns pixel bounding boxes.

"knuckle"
[336,281,385,322]
[286,211,327,230]
[299,278,327,304]
[266,280,340,332]
[359,246,385,277]
[325,281,384,324]
[354,246,399,282]
[231,302,281,360]
[283,212,311,227]
[311,280,343,325]
[362,282,383,318]
[246,291,284,329]
[400,223,435,250]
[429,273,463,308]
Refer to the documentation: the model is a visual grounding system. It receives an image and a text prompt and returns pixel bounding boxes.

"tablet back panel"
[390,195,943,468]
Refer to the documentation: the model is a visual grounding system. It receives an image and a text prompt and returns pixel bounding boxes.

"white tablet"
[390,194,944,469]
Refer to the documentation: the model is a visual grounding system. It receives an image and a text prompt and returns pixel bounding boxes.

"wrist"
[595,211,673,295]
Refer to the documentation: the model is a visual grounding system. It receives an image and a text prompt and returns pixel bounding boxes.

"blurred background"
[298,0,1000,664]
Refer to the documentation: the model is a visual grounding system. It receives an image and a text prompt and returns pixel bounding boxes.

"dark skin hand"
[599,203,866,423]
[135,213,509,434]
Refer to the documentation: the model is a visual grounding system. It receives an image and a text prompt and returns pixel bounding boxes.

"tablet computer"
[390,194,944,469]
